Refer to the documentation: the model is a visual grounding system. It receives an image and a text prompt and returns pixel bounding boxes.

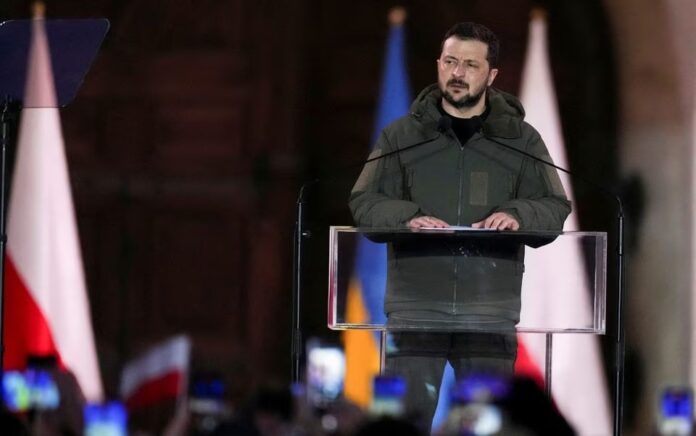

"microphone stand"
[486,136,626,436]
[291,181,315,383]
[615,204,625,436]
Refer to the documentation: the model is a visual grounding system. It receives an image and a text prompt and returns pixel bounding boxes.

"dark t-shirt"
[438,103,490,146]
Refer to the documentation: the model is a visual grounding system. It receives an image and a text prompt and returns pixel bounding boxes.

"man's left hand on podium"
[472,212,520,231]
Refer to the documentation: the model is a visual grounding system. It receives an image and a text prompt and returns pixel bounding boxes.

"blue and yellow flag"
[342,11,411,408]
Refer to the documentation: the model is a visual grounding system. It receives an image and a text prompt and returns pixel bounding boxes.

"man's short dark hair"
[441,22,500,68]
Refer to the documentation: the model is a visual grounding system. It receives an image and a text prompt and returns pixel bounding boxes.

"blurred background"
[0,0,694,434]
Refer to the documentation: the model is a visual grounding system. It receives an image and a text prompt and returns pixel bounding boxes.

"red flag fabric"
[3,16,103,401]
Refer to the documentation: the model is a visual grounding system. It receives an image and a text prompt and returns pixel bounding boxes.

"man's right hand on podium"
[407,216,449,229]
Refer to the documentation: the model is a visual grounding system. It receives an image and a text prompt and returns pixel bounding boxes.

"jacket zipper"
[452,143,466,313]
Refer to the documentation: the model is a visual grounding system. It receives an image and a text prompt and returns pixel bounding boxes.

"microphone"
[483,130,627,436]
[483,133,614,200]
[362,115,449,166]
[291,114,449,382]
[430,112,584,192]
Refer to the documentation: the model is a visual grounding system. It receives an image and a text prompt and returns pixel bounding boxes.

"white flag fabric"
[518,13,612,434]
[4,17,103,401]
[120,336,191,410]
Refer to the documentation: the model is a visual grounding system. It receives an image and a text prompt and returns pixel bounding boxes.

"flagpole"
[0,98,20,373]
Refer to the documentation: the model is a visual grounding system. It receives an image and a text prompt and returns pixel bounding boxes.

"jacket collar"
[410,84,525,139]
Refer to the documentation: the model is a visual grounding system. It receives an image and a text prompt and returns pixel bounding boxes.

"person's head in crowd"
[27,354,86,436]
[501,376,576,435]
[0,410,30,436]
[251,385,295,436]
[211,383,296,436]
[352,416,424,436]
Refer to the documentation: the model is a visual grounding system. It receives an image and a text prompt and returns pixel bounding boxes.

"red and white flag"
[517,12,612,434]
[3,15,103,401]
[120,335,191,410]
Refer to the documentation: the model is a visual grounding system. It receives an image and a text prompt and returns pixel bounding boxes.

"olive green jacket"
[349,84,571,322]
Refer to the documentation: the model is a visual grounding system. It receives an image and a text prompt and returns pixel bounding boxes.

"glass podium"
[327,226,606,397]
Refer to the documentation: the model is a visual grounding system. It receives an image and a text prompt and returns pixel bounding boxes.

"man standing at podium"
[349,22,570,424]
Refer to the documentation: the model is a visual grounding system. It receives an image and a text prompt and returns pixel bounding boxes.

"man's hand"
[472,212,520,231]
[407,216,449,229]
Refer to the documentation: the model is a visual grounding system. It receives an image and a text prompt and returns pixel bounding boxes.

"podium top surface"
[337,225,603,237]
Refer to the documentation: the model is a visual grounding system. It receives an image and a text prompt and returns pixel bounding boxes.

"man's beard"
[442,80,487,109]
